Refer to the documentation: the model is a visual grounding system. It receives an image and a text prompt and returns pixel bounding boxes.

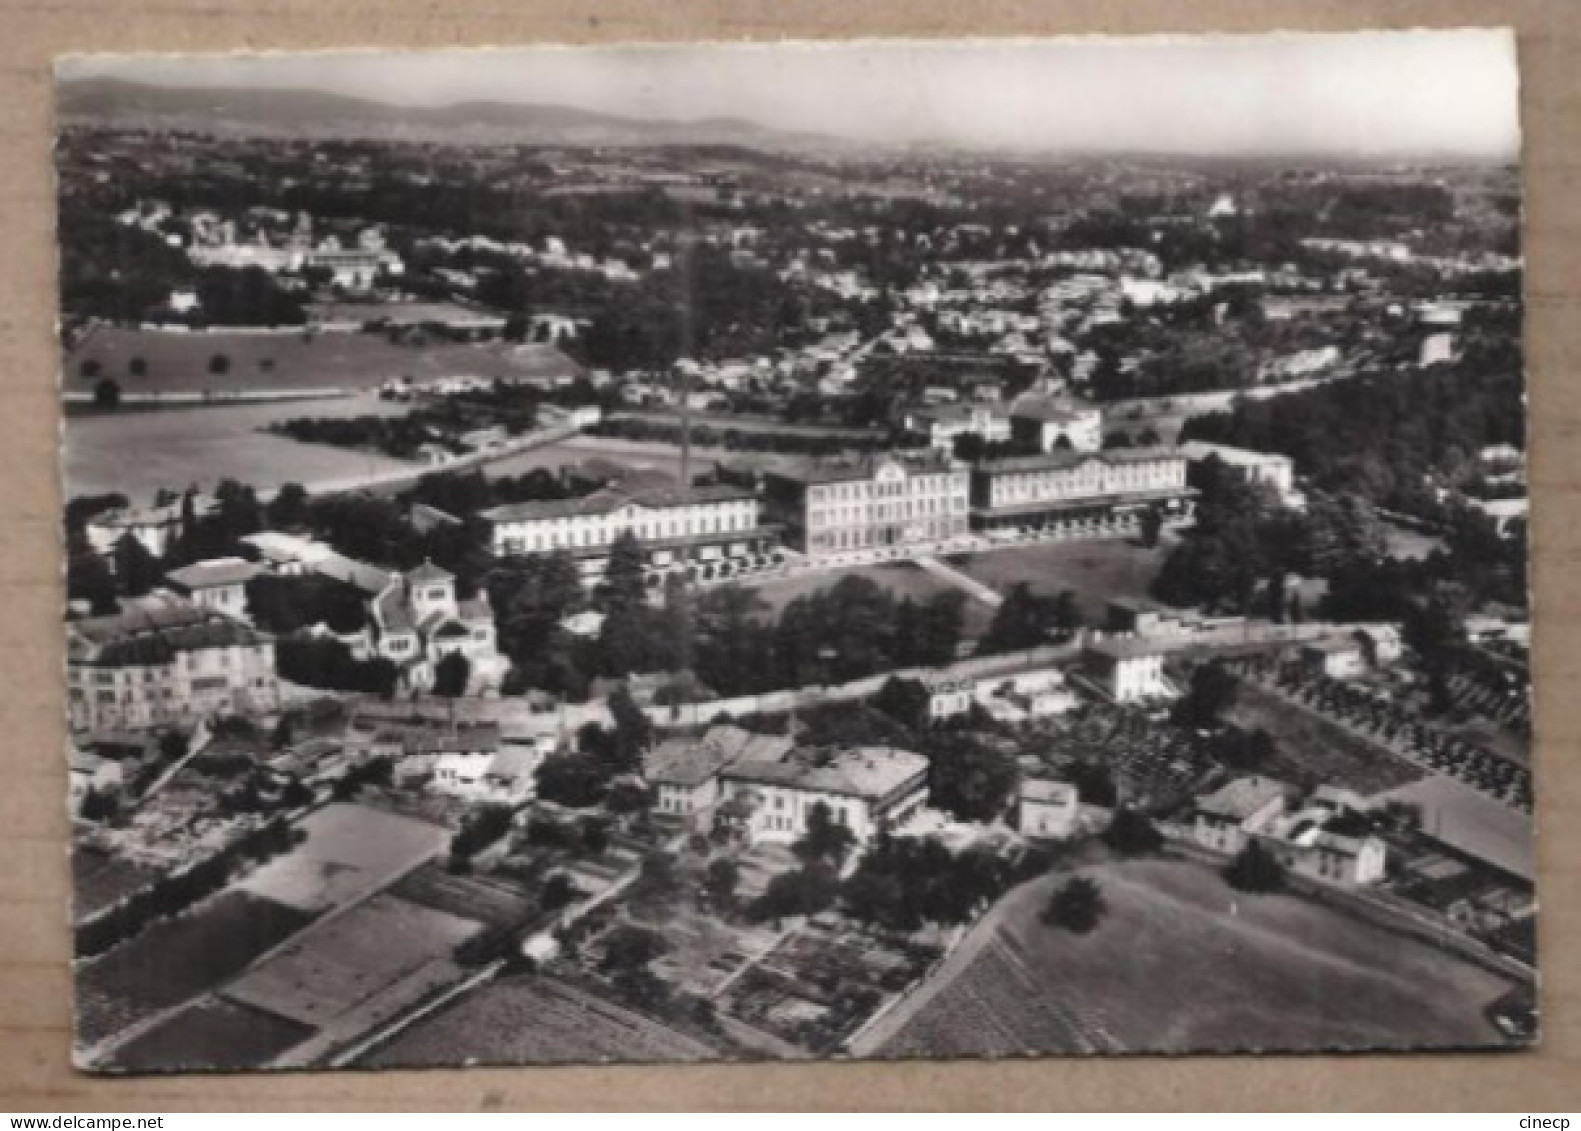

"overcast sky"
[58,30,1520,157]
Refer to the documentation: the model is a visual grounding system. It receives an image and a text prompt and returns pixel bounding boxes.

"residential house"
[1018,778,1080,839]
[163,557,262,622]
[715,745,930,846]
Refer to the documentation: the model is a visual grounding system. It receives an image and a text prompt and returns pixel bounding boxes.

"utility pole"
[676,224,697,499]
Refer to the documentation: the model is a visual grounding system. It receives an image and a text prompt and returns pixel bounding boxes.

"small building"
[921,673,975,722]
[1082,638,1169,703]
[1018,778,1079,840]
[1179,442,1299,506]
[644,725,796,825]
[903,403,1011,451]
[163,557,262,622]
[1008,396,1103,454]
[1355,624,1404,667]
[69,749,126,815]
[1302,637,1366,680]
[1192,775,1292,855]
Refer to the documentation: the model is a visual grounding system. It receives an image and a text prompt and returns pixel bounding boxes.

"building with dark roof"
[66,594,278,733]
[163,556,262,621]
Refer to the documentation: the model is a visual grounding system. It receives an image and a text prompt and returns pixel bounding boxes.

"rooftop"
[1196,775,1293,822]
[164,557,262,591]
[976,446,1184,476]
[722,744,928,800]
[483,482,754,525]
[1021,778,1078,806]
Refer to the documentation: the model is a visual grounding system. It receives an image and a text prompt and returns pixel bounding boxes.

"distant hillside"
[56,77,845,151]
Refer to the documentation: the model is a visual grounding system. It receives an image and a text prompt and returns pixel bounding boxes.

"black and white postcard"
[57,30,1535,1072]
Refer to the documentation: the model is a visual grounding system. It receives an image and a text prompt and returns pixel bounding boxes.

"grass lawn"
[951,537,1169,623]
[360,973,720,1067]
[1226,679,1426,796]
[879,858,1519,1057]
[237,802,450,914]
[746,562,997,638]
[75,891,318,1050]
[107,998,315,1073]
[65,393,415,501]
[222,893,481,1028]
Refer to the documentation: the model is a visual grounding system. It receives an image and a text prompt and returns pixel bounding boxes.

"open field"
[877,858,1518,1057]
[950,537,1169,622]
[223,893,480,1028]
[108,997,315,1073]
[64,327,576,396]
[237,803,449,914]
[746,562,997,637]
[75,891,317,1048]
[65,393,414,501]
[1381,776,1535,883]
[478,434,723,484]
[1226,678,1426,795]
[359,972,720,1067]
[390,863,537,929]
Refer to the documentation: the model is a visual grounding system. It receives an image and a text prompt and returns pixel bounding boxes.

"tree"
[749,862,839,924]
[1041,876,1107,934]
[870,676,931,732]
[600,530,648,609]
[79,786,118,823]
[1139,506,1165,549]
[1224,840,1287,893]
[539,872,580,913]
[93,378,121,410]
[925,732,1019,822]
[533,753,611,808]
[432,652,471,698]
[793,802,857,871]
[978,583,1047,654]
[601,923,670,977]
[1172,661,1239,731]
[704,858,740,910]
[1101,807,1164,856]
[607,684,654,772]
[112,533,160,598]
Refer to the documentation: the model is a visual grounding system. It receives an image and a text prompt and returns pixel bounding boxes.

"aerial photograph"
[56,30,1535,1072]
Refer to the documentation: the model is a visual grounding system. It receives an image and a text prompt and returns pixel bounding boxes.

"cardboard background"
[2,0,1577,1111]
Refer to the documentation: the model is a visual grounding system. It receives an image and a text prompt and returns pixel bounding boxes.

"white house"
[1018,778,1079,839]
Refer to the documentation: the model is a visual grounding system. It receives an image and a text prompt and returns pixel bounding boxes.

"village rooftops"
[1021,778,1079,805]
[1196,775,1294,822]
[1083,636,1165,662]
[68,598,268,666]
[1304,636,1364,655]
[721,745,929,801]
[763,449,963,486]
[645,725,794,787]
[401,723,502,757]
[975,446,1183,475]
[1008,395,1099,423]
[481,482,754,525]
[405,559,455,586]
[164,557,262,590]
[313,551,399,596]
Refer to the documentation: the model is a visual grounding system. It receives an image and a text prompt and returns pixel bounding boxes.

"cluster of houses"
[1190,776,1389,885]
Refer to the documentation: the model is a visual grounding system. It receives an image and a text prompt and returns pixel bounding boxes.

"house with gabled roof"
[362,560,502,691]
